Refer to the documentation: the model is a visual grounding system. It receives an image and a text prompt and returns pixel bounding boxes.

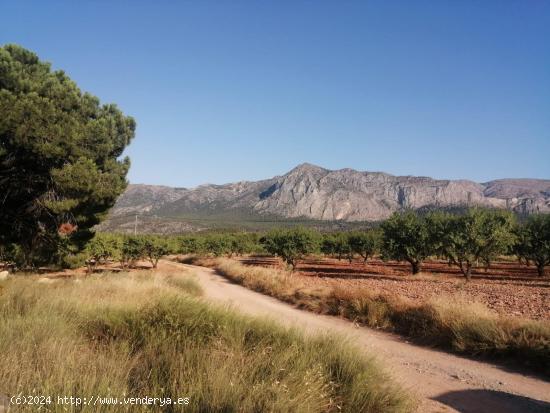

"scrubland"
[0,270,413,412]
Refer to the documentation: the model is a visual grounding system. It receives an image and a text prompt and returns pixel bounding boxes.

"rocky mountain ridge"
[103,163,550,232]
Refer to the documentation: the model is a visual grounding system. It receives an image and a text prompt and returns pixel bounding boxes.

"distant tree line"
[70,208,549,278]
[2,209,549,278]
[173,209,547,279]
[78,232,263,272]
[85,234,170,271]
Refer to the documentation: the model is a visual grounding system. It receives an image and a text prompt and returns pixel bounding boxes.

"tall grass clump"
[392,297,550,370]
[189,257,550,377]
[0,270,413,412]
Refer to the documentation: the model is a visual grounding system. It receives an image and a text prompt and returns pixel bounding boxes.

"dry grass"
[189,257,550,377]
[0,269,413,412]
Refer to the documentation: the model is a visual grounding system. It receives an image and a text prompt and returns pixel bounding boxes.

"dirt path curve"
[163,260,550,413]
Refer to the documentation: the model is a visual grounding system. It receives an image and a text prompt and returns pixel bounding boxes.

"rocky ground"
[240,257,550,321]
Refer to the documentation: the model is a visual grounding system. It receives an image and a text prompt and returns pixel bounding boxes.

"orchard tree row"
[135,208,547,279]
[2,209,549,278]
[82,232,263,272]
[85,234,170,271]
[257,210,549,279]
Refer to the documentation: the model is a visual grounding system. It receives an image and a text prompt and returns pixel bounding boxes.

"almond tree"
[348,230,381,264]
[204,235,231,257]
[84,234,120,273]
[381,211,431,274]
[179,236,203,255]
[321,233,353,262]
[261,227,319,271]
[121,236,145,269]
[515,214,550,277]
[425,211,454,259]
[227,234,256,257]
[143,237,170,268]
[442,209,516,281]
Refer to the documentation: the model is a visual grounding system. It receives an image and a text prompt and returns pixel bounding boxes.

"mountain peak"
[287,162,327,175]
[104,166,550,233]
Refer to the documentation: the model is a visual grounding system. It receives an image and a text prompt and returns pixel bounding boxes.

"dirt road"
[163,260,550,413]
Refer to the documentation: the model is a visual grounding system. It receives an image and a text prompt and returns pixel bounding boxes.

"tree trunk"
[537,262,546,277]
[288,259,296,272]
[465,266,472,282]
[457,260,472,281]
[411,261,421,275]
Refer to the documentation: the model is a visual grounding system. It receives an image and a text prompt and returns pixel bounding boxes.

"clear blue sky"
[1,1,549,187]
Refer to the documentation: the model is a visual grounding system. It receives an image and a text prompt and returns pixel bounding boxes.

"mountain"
[100,163,550,233]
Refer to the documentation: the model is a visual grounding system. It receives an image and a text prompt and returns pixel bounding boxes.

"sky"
[1,1,549,187]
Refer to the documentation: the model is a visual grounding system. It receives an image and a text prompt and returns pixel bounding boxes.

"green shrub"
[58,252,87,269]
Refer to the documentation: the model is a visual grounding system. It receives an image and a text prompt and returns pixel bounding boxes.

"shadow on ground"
[433,389,550,413]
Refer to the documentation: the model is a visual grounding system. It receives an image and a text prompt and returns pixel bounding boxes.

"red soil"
[239,256,550,321]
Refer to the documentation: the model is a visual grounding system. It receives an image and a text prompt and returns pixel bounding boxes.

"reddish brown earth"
[239,257,550,321]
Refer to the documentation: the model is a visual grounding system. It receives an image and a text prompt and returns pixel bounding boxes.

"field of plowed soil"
[239,256,550,321]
